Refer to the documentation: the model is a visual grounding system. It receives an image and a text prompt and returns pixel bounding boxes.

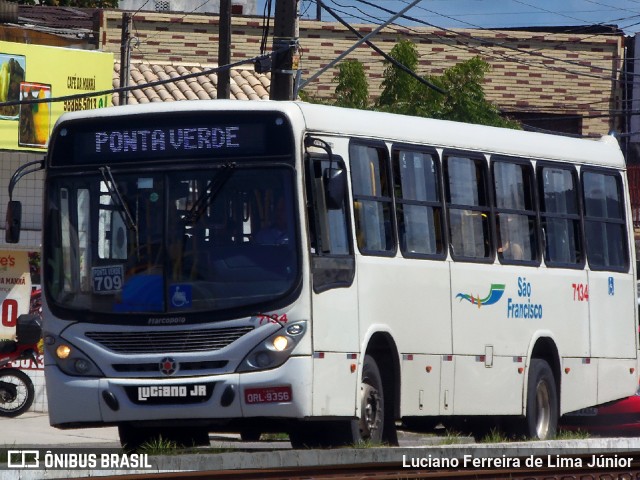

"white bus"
[5,100,638,448]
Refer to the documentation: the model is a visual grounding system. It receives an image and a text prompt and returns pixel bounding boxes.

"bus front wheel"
[522,358,558,440]
[289,354,387,448]
[357,354,385,443]
[333,354,387,445]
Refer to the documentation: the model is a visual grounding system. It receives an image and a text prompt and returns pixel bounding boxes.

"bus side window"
[538,164,583,267]
[492,158,539,264]
[582,169,628,271]
[444,152,492,261]
[350,142,395,255]
[392,146,445,258]
[306,155,354,293]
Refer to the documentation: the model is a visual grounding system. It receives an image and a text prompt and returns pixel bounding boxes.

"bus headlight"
[55,344,71,359]
[237,321,307,372]
[45,334,104,378]
[273,335,288,352]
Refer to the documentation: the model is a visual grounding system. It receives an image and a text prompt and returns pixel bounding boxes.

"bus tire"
[289,355,386,448]
[357,354,385,443]
[522,358,558,440]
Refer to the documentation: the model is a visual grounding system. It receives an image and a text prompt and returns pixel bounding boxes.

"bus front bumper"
[45,356,312,427]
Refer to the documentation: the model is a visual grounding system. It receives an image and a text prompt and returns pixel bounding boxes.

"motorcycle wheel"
[0,369,34,417]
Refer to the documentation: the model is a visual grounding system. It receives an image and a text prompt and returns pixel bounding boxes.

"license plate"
[244,386,292,404]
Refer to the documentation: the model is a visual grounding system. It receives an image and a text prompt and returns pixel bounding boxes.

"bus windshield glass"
[44,165,299,319]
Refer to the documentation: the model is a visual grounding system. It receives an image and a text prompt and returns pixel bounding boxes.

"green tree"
[376,39,519,128]
[377,40,418,110]
[333,59,369,109]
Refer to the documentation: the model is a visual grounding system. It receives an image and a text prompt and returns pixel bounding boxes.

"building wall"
[99,10,624,137]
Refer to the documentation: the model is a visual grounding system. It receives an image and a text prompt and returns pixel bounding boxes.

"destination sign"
[49,111,294,167]
[75,123,265,163]
[94,126,243,155]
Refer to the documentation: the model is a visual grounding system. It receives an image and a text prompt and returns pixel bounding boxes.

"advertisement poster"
[0,250,32,340]
[0,41,113,152]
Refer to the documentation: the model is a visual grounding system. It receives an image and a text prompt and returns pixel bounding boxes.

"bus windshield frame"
[43,111,301,325]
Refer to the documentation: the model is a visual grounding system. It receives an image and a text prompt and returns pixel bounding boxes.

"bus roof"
[56,100,625,169]
[294,102,625,169]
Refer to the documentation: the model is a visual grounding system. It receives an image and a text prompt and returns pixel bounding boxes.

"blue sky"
[257,0,640,35]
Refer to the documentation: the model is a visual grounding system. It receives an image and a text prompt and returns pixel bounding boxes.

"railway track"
[76,451,640,480]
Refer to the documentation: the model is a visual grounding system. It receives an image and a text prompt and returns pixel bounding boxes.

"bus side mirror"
[323,168,346,210]
[5,200,22,243]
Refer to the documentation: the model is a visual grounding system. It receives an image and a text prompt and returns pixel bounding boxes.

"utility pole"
[217,0,231,99]
[270,0,299,100]
[118,12,132,106]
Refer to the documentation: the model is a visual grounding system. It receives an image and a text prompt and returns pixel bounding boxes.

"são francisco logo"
[456,283,505,308]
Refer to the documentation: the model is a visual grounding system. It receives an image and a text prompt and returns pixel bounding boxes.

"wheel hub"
[360,383,381,440]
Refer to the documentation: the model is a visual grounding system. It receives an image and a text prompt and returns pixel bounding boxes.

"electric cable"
[0,49,285,109]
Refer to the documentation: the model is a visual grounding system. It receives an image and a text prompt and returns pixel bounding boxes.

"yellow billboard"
[0,41,113,152]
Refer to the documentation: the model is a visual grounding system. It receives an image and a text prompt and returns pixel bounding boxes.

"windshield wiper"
[99,166,139,253]
[185,162,236,224]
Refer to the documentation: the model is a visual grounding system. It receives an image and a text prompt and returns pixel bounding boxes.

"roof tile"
[112,61,271,105]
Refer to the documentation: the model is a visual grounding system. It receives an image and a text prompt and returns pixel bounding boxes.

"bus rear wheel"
[521,358,558,440]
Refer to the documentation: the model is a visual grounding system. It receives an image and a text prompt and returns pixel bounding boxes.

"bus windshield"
[44,165,299,319]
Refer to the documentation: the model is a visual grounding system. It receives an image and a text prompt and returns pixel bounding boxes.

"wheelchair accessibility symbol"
[170,285,192,308]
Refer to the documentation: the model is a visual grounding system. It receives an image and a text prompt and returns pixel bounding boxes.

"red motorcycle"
[0,313,42,417]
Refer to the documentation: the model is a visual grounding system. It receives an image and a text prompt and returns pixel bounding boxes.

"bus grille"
[85,326,255,354]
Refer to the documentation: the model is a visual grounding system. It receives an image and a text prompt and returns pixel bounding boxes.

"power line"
[355,0,627,81]
[313,1,626,87]
[303,0,445,94]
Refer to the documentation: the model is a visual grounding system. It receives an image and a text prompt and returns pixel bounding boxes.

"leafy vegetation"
[329,39,520,128]
[334,59,369,110]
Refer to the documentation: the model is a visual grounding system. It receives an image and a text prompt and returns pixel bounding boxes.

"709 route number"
[244,386,292,404]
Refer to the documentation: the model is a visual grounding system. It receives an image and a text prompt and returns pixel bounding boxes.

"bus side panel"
[400,354,441,416]
[312,353,358,416]
[588,271,636,359]
[451,264,590,414]
[451,265,589,357]
[356,257,451,355]
[452,355,523,415]
[311,287,360,354]
[597,358,638,405]
[440,356,455,415]
[356,256,452,419]
[560,357,597,414]
[311,276,360,417]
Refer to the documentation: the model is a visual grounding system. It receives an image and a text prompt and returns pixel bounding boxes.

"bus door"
[582,169,637,404]
[305,147,359,417]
